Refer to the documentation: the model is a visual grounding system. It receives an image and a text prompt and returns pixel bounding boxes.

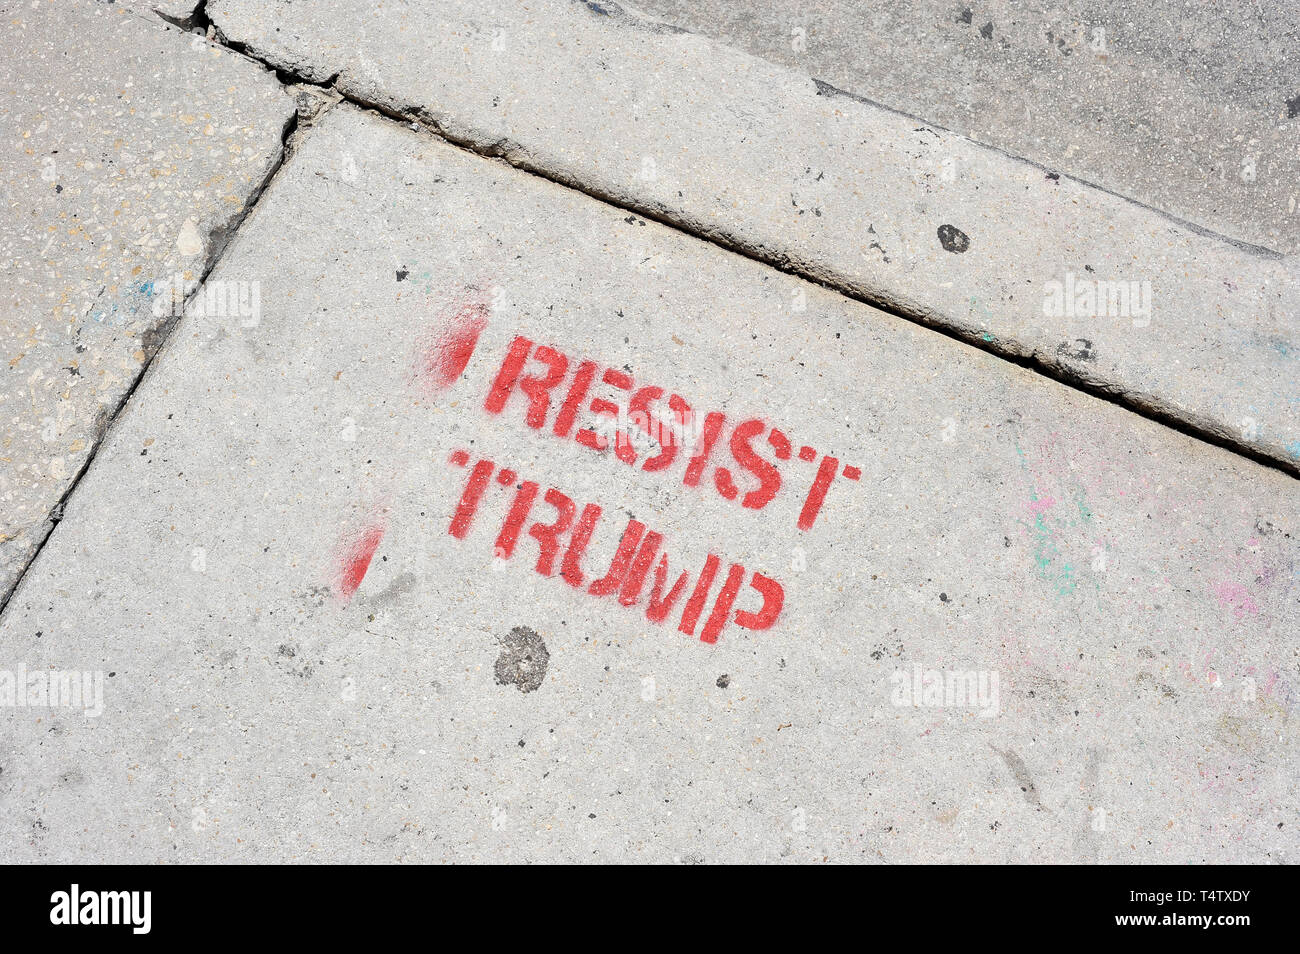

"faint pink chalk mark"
[1210,581,1258,620]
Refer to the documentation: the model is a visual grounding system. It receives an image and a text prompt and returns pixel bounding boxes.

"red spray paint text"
[446,449,783,644]
[483,334,860,531]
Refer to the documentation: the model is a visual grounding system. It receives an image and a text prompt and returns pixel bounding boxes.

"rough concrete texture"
[2,106,1294,863]
[207,0,1300,474]
[126,0,208,30]
[633,0,1300,255]
[0,0,294,602]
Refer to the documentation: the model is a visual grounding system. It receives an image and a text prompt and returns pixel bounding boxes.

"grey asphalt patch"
[0,0,294,602]
[1,105,1293,862]
[207,0,1300,474]
[632,0,1300,255]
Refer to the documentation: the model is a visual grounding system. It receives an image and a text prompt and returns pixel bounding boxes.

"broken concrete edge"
[144,0,209,32]
[204,6,1300,481]
[0,38,300,619]
[283,84,347,160]
[130,0,347,148]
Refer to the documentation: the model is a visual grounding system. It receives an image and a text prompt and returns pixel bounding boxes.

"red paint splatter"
[412,299,489,394]
[336,524,386,602]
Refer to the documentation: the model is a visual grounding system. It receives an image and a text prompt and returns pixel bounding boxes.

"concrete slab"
[1,105,1294,863]
[0,0,294,602]
[207,0,1300,474]
[632,0,1300,256]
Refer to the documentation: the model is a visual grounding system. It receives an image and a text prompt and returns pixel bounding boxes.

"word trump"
[447,450,784,643]
[483,334,861,531]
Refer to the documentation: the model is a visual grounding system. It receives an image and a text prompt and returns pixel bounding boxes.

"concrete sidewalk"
[0,0,293,602]
[1,105,1294,863]
[0,1,1295,865]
